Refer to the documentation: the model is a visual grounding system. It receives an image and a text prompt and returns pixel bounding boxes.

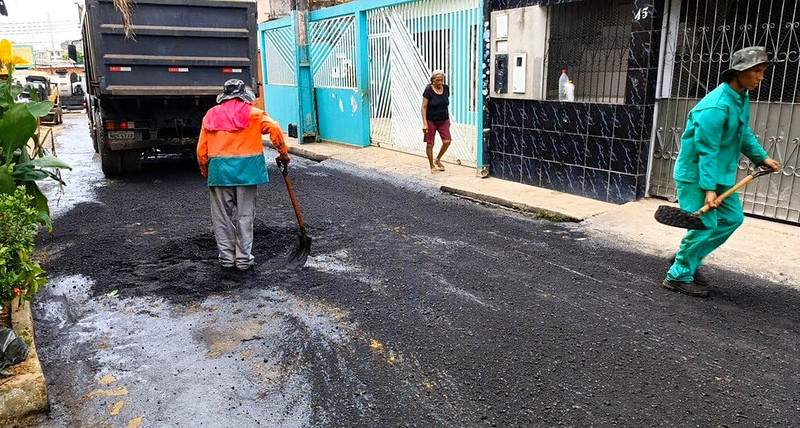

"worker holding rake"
[662,46,781,298]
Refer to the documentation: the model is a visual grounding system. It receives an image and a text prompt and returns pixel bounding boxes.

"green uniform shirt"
[673,83,769,191]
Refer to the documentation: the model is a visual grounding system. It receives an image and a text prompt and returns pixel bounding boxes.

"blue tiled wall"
[484,0,665,204]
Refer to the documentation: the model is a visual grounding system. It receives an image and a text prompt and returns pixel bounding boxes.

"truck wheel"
[99,133,123,177]
[121,150,142,174]
[92,130,100,153]
[91,112,101,153]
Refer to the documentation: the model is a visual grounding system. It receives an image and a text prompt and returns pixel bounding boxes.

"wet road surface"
[21,115,800,426]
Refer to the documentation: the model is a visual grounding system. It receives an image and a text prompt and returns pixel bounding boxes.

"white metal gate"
[263,25,297,86]
[309,15,358,90]
[367,0,482,166]
[651,0,800,223]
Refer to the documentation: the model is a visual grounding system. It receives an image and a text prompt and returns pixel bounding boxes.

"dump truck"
[82,0,259,176]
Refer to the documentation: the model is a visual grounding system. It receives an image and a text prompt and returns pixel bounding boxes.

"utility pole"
[75,2,84,25]
[46,12,56,51]
[292,0,317,144]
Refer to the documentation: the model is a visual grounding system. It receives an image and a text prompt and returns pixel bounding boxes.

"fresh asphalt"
[21,115,800,427]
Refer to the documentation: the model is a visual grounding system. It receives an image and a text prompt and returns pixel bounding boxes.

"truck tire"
[99,131,123,177]
[92,129,100,153]
[91,112,101,153]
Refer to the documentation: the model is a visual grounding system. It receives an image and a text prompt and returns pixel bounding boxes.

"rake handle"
[695,169,771,215]
[278,160,307,232]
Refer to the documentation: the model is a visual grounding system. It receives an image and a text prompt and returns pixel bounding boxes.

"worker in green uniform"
[663,46,781,298]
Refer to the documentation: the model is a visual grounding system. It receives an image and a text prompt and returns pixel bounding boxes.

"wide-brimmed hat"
[721,46,778,81]
[217,79,256,104]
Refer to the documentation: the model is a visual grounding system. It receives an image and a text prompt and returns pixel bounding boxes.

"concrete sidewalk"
[282,139,799,287]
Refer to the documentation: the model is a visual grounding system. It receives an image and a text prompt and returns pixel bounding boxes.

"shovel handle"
[695,168,773,215]
[278,159,307,231]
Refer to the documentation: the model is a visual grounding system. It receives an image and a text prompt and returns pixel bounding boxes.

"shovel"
[278,158,312,268]
[654,167,775,230]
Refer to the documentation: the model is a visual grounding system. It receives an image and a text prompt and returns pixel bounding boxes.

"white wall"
[257,0,291,22]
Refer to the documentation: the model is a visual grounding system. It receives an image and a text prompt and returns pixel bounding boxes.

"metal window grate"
[545,0,632,104]
[652,0,800,224]
[666,0,800,103]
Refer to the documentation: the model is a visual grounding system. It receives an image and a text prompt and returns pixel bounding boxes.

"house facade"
[259,0,800,224]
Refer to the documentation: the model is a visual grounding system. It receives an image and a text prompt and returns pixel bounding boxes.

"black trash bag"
[0,327,29,373]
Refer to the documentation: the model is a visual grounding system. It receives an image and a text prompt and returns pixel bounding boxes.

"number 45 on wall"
[635,5,652,21]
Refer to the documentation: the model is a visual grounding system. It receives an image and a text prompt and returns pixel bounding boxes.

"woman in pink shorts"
[421,70,451,173]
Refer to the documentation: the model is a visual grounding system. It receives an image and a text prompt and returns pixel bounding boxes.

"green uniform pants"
[666,181,745,283]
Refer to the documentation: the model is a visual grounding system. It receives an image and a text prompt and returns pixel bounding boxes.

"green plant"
[62,51,85,64]
[1,39,69,307]
[1,38,71,230]
[0,187,46,306]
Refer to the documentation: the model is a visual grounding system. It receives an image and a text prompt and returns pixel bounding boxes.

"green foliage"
[0,187,46,305]
[0,39,70,304]
[26,101,54,118]
[0,103,37,160]
[1,41,70,231]
[62,51,85,64]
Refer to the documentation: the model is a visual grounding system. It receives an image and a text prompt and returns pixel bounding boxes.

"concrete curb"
[285,140,587,223]
[0,298,49,423]
[440,186,581,223]
[287,146,330,163]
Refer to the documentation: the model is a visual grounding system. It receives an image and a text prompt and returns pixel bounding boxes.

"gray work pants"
[209,186,257,269]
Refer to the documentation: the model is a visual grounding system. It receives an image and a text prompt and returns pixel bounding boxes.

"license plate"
[108,131,135,140]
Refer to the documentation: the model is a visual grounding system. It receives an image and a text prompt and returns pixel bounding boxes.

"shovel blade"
[286,233,312,269]
[654,205,707,230]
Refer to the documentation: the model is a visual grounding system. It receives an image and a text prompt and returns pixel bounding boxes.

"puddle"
[38,117,105,219]
[33,286,361,426]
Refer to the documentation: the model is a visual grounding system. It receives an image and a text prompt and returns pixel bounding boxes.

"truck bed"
[83,0,258,97]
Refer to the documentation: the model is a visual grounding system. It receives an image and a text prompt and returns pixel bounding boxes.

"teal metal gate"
[260,22,298,133]
[307,12,370,146]
[258,0,485,164]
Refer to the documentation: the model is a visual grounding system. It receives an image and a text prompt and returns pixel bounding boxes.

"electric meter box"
[490,6,548,100]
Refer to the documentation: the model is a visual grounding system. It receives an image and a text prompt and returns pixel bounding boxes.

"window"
[665,0,798,103]
[545,0,632,104]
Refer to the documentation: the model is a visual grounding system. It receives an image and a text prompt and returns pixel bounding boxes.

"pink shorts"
[424,120,451,144]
